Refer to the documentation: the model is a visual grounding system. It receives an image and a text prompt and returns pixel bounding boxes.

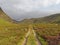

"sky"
[0,0,60,20]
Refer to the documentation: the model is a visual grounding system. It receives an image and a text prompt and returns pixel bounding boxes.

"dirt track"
[22,28,42,45]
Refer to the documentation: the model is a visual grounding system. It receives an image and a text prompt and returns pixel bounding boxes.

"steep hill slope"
[0,8,17,23]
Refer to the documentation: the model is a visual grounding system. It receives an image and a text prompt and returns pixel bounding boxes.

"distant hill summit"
[20,13,60,24]
[0,8,17,23]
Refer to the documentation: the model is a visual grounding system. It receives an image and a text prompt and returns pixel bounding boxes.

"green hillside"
[36,13,60,23]
[20,13,60,24]
[0,8,17,25]
[0,8,28,45]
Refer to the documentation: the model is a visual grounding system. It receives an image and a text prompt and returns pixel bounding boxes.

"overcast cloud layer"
[0,0,60,20]
[13,0,60,11]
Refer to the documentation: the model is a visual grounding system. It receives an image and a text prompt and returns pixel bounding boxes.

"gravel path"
[22,27,42,45]
[33,30,42,45]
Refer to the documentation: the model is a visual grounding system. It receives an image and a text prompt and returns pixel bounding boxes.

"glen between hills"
[0,8,60,45]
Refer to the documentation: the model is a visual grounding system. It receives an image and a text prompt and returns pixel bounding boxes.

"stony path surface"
[33,30,42,45]
[22,27,42,45]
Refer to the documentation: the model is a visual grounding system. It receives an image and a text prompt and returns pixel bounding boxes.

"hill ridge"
[20,13,60,24]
